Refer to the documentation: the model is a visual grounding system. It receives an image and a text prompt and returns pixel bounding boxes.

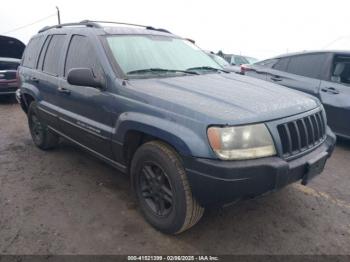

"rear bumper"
[0,82,17,95]
[15,89,21,103]
[184,128,336,207]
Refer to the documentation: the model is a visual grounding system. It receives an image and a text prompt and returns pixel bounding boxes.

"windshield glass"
[211,54,230,67]
[231,55,249,65]
[106,35,222,77]
[246,56,259,64]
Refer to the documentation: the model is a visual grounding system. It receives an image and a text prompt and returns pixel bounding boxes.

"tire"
[28,101,59,150]
[131,141,204,234]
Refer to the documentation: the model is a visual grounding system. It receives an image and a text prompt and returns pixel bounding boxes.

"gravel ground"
[0,97,349,255]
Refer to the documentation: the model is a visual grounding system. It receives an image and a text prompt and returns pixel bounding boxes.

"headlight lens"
[207,124,276,160]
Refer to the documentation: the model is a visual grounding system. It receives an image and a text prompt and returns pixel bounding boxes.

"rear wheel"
[28,101,59,150]
[131,141,204,234]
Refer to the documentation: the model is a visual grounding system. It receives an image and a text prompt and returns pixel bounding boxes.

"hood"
[127,73,320,125]
[0,35,25,59]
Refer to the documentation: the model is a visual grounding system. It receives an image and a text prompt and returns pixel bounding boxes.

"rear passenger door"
[35,34,67,129]
[319,54,350,137]
[266,54,326,97]
[57,34,115,159]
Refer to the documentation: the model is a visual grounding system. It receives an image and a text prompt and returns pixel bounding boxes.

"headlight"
[207,124,276,160]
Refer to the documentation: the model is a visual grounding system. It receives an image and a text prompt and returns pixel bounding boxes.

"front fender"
[114,112,214,158]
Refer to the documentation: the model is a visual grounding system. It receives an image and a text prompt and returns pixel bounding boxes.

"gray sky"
[1,0,350,59]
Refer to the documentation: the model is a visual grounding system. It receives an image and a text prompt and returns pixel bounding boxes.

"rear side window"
[65,35,100,77]
[273,57,290,71]
[43,34,66,76]
[37,36,51,70]
[287,54,327,79]
[22,36,44,68]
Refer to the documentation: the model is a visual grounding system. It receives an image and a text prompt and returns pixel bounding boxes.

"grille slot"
[277,111,326,158]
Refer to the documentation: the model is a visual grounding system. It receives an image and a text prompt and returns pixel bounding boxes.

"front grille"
[277,110,326,158]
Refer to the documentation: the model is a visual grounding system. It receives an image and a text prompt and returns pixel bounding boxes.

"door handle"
[271,76,282,82]
[30,77,39,83]
[58,87,71,94]
[321,87,339,94]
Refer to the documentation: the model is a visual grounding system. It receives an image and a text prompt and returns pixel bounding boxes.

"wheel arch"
[113,112,212,167]
[20,85,40,113]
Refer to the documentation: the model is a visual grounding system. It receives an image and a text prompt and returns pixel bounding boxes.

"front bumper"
[184,128,336,207]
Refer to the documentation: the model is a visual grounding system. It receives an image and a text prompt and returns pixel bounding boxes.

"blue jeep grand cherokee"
[17,21,336,234]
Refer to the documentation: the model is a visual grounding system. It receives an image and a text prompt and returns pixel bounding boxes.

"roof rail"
[80,20,172,34]
[38,21,101,33]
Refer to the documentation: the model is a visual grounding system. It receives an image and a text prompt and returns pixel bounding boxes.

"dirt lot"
[0,97,349,255]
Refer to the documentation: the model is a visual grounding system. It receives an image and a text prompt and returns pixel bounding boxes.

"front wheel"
[28,101,59,150]
[131,141,204,234]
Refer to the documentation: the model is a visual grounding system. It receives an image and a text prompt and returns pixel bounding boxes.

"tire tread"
[28,102,59,150]
[146,141,204,234]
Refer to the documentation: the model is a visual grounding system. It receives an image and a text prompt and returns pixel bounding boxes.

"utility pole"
[56,6,61,24]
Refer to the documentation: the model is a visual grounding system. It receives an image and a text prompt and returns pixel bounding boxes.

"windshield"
[231,55,249,65]
[211,54,230,67]
[246,56,259,64]
[106,35,222,77]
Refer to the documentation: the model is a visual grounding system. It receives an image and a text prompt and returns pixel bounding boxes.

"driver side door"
[57,34,115,159]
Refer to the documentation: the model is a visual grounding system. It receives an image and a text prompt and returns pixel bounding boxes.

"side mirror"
[67,68,104,89]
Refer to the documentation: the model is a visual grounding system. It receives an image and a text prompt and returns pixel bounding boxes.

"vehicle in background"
[0,35,25,98]
[243,50,350,139]
[206,51,239,73]
[18,21,335,234]
[0,57,21,96]
[217,51,259,73]
[217,51,259,65]
[245,56,259,64]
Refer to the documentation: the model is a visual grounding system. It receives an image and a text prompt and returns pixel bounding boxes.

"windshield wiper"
[126,68,199,75]
[186,66,228,73]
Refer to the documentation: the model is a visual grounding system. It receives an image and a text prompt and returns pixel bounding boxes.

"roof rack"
[80,20,172,34]
[38,20,172,34]
[38,21,101,33]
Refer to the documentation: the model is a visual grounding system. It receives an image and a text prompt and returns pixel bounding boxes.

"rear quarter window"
[22,36,44,68]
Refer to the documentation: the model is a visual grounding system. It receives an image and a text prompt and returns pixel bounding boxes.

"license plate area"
[301,152,328,185]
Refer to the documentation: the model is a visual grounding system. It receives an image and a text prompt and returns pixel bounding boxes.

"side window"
[43,34,66,76]
[22,36,44,68]
[36,36,51,70]
[273,57,290,72]
[331,55,350,84]
[65,35,101,77]
[287,54,327,79]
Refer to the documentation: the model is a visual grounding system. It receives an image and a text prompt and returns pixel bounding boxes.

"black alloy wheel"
[139,162,174,217]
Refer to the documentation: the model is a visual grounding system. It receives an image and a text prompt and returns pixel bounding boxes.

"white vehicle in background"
[206,51,241,73]
[217,51,259,73]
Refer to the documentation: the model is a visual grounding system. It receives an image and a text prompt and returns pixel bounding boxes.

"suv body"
[18,21,336,234]
[243,51,350,139]
[0,35,25,96]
